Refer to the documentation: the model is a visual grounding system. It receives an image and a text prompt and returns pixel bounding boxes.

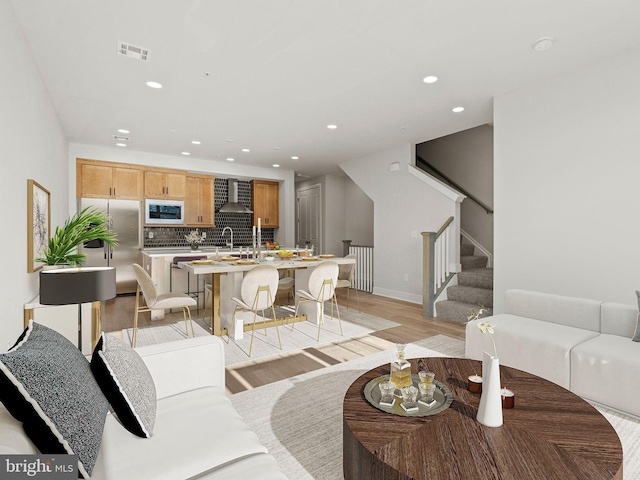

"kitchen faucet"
[222,226,233,250]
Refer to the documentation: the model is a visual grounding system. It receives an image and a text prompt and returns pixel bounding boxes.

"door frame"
[296,183,322,254]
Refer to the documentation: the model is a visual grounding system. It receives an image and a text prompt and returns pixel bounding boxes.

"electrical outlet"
[404,274,409,281]
[148,232,154,239]
[202,232,206,238]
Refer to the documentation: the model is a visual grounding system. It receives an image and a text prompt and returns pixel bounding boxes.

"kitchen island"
[180,256,355,340]
[141,250,353,340]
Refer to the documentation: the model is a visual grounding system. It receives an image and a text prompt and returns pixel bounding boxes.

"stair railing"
[422,216,456,317]
[416,155,493,215]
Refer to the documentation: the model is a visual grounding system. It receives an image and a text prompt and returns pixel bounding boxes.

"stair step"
[460,243,475,256]
[458,268,493,289]
[435,300,493,324]
[447,285,493,308]
[461,255,488,270]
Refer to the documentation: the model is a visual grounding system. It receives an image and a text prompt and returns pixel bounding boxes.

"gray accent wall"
[417,124,494,253]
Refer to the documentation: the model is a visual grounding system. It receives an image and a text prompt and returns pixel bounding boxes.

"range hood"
[218,178,253,214]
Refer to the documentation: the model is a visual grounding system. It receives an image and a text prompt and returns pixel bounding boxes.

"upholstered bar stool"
[231,265,281,357]
[132,263,197,347]
[293,261,342,341]
[336,254,360,311]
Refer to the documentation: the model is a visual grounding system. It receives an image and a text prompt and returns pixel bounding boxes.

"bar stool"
[231,265,281,357]
[293,261,342,341]
[132,264,197,347]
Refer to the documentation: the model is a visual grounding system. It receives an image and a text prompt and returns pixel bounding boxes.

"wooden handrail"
[416,155,494,215]
[436,216,454,238]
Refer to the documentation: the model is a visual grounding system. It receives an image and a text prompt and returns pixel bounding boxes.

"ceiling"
[10,1,640,179]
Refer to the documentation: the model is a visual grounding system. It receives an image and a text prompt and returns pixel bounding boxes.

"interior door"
[297,184,321,254]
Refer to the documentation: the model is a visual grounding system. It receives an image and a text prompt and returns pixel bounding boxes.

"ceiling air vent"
[117,42,150,62]
[112,135,130,141]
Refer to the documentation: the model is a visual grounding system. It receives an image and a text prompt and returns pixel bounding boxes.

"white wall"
[341,143,457,303]
[494,46,640,312]
[1,0,69,349]
[344,177,374,247]
[417,124,494,253]
[324,175,346,256]
[68,144,297,247]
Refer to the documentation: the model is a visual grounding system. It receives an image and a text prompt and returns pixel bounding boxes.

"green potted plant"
[36,206,118,267]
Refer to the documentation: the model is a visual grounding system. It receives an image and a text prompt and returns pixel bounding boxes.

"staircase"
[435,243,493,323]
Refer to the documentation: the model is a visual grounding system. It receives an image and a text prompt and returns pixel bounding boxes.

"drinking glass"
[378,381,395,404]
[418,371,435,387]
[400,385,419,409]
[419,383,436,403]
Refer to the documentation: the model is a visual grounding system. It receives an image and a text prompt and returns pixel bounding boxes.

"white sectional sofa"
[0,335,288,480]
[466,289,640,417]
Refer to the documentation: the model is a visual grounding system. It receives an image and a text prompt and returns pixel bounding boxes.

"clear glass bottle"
[390,343,412,389]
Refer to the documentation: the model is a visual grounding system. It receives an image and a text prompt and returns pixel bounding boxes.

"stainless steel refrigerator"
[78,198,141,294]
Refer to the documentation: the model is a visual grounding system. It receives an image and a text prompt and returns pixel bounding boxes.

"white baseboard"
[373,287,422,305]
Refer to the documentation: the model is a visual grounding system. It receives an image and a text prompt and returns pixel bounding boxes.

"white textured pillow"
[633,291,640,342]
[91,333,157,438]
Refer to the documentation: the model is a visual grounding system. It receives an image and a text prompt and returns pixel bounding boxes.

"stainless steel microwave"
[144,199,184,224]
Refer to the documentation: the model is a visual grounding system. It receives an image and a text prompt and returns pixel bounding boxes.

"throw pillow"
[91,333,157,438]
[633,291,640,342]
[0,321,109,479]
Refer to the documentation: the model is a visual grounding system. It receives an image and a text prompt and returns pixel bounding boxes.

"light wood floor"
[100,288,466,393]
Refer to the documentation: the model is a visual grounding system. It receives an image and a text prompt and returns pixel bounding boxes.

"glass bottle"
[390,343,412,389]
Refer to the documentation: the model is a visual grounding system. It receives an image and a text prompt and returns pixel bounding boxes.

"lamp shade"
[39,267,116,305]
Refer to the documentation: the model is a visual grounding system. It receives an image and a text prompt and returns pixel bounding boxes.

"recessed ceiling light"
[272,164,280,168]
[146,81,162,89]
[117,129,130,134]
[423,75,438,84]
[226,157,235,162]
[242,148,250,152]
[533,37,554,51]
[191,140,201,145]
[327,124,338,129]
[115,143,127,147]
[291,156,299,160]
[452,106,465,113]
[181,152,191,156]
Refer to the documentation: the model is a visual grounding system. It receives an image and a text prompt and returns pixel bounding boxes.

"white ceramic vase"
[476,351,503,427]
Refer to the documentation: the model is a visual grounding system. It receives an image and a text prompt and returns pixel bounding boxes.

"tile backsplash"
[143,178,275,248]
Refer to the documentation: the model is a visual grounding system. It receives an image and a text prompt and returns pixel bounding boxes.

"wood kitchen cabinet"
[185,175,215,226]
[76,159,143,199]
[144,170,186,200]
[251,180,279,228]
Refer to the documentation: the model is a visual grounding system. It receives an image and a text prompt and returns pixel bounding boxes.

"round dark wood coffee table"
[343,357,623,479]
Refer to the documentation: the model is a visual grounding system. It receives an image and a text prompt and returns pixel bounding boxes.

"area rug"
[121,308,399,367]
[230,336,640,480]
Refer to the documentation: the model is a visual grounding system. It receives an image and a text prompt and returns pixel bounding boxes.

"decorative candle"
[253,226,256,236]
[258,218,261,232]
[468,375,483,394]
[501,388,515,409]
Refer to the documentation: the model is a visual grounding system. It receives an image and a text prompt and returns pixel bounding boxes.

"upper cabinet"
[185,175,215,226]
[251,180,279,228]
[144,170,186,200]
[76,159,143,199]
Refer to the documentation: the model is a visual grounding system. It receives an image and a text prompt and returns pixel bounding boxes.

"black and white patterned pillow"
[633,291,640,342]
[0,321,109,479]
[91,333,156,438]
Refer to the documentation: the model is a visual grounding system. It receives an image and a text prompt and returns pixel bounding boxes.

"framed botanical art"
[27,179,50,272]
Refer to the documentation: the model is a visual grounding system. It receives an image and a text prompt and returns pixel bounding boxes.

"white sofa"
[0,336,288,480]
[466,289,640,417]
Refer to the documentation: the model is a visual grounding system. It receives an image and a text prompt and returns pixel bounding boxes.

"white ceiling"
[10,1,640,178]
